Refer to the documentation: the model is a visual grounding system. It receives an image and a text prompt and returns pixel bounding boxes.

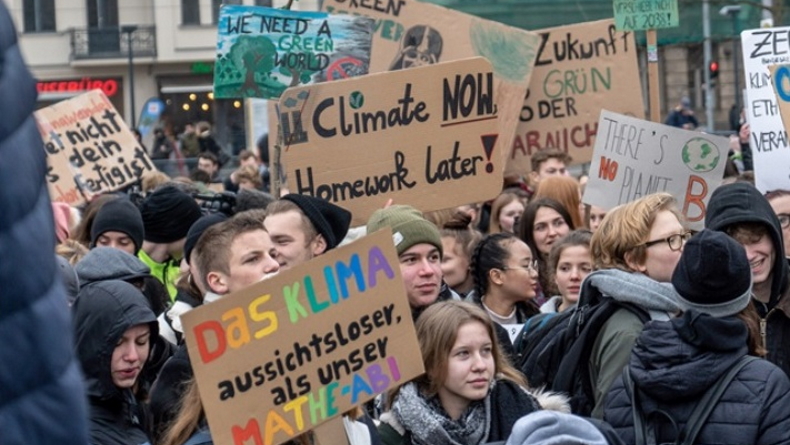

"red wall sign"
[37,77,120,97]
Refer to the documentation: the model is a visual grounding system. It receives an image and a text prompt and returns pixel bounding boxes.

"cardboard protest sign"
[510,19,643,175]
[583,110,728,230]
[742,27,790,191]
[181,229,423,445]
[322,0,540,176]
[214,5,374,100]
[278,58,502,225]
[768,64,790,189]
[35,90,155,206]
[613,0,679,32]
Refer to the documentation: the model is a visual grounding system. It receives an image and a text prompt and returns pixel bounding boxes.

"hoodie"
[72,280,158,445]
[76,247,151,287]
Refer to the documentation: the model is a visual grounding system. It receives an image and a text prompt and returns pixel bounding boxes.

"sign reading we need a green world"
[613,0,679,31]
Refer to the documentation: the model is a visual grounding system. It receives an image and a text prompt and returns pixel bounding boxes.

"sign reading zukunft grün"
[214,5,374,100]
[613,0,679,31]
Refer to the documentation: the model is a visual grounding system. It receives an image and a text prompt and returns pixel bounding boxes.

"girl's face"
[441,237,471,291]
[533,207,570,255]
[554,245,592,310]
[110,324,150,389]
[588,206,607,232]
[438,320,495,420]
[496,239,538,301]
[498,200,525,233]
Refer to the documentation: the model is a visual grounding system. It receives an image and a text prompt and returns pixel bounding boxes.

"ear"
[624,251,647,274]
[488,268,505,287]
[311,234,328,256]
[528,170,540,187]
[206,271,229,295]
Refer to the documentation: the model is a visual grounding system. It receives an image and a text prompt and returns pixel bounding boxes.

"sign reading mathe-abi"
[182,230,423,445]
[583,110,728,230]
[34,90,155,206]
[278,57,502,225]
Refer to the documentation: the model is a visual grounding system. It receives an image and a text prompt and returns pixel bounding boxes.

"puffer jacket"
[73,280,158,445]
[0,4,90,444]
[706,182,790,377]
[604,311,790,445]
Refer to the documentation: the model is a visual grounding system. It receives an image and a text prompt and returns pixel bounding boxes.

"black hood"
[72,280,158,401]
[705,182,788,305]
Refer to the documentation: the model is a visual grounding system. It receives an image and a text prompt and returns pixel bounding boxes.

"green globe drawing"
[681,137,720,173]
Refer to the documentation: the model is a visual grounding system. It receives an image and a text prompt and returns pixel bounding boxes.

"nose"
[570,267,581,280]
[471,353,486,371]
[264,255,280,274]
[124,344,140,363]
[418,258,436,276]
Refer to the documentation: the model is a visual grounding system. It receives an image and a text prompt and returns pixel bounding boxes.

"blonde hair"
[235,164,263,189]
[141,171,171,194]
[489,192,524,234]
[413,301,527,397]
[534,176,584,229]
[590,193,682,271]
[158,378,204,445]
[55,239,89,265]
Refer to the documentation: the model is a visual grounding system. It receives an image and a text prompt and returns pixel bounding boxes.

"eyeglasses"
[642,231,693,252]
[501,259,539,274]
[778,214,790,229]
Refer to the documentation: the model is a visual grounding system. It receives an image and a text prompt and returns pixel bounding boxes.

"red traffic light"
[710,61,719,72]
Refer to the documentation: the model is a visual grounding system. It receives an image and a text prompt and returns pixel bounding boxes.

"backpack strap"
[679,355,758,445]
[623,367,655,445]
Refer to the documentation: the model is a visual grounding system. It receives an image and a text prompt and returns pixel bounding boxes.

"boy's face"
[739,233,776,286]
[264,210,326,270]
[530,158,568,186]
[399,243,442,309]
[211,229,280,295]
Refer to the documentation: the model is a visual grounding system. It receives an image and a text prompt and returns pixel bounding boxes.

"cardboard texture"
[613,0,679,31]
[277,57,502,225]
[181,229,423,445]
[34,90,155,206]
[322,0,540,177]
[742,27,790,192]
[214,5,374,99]
[583,110,728,230]
[510,19,643,174]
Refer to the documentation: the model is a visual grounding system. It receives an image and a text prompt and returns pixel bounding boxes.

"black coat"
[73,280,158,445]
[0,4,90,444]
[604,311,790,445]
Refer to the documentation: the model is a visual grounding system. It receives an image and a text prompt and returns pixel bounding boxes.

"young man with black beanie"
[706,182,790,377]
[264,194,352,270]
[90,197,144,255]
[138,185,202,301]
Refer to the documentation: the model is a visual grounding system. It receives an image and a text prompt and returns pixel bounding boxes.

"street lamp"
[720,5,742,110]
[121,25,139,129]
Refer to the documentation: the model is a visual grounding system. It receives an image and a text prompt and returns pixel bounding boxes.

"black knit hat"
[184,213,228,264]
[281,194,352,250]
[140,186,203,244]
[672,229,752,318]
[90,197,144,253]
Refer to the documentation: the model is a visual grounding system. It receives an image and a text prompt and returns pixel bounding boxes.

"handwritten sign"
[182,230,423,445]
[510,19,643,174]
[214,5,374,99]
[34,90,155,206]
[278,58,502,225]
[322,0,539,177]
[768,63,790,189]
[583,110,728,230]
[742,27,790,191]
[613,0,679,32]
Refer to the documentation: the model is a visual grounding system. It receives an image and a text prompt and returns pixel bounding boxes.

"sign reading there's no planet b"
[278,57,502,226]
[583,111,728,230]
[214,5,374,100]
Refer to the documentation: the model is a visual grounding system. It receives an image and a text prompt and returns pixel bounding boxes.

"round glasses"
[641,231,693,252]
[501,259,539,274]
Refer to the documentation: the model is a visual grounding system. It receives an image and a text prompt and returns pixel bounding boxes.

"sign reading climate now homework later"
[613,0,679,31]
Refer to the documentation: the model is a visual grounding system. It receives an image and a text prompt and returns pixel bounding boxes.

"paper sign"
[34,90,155,206]
[278,58,502,225]
[181,230,423,445]
[613,0,679,31]
[322,0,540,177]
[510,19,643,174]
[742,27,790,191]
[214,5,374,99]
[583,110,728,230]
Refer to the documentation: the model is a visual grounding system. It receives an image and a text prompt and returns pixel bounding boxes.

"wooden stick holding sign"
[613,0,680,122]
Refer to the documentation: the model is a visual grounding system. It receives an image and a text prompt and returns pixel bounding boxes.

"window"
[86,0,118,28]
[213,0,242,24]
[23,0,56,32]
[182,0,200,25]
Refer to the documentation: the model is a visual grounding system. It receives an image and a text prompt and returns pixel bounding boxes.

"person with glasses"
[766,189,790,259]
[584,192,686,418]
[707,183,790,379]
[467,232,540,358]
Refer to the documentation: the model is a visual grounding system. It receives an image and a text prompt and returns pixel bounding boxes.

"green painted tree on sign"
[228,35,278,97]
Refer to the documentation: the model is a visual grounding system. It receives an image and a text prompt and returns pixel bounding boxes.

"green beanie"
[366,205,443,256]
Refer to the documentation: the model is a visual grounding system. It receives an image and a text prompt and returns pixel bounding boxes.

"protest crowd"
[6,1,790,445]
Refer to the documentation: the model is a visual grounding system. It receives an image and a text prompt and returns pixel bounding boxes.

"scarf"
[392,382,489,445]
[584,269,682,315]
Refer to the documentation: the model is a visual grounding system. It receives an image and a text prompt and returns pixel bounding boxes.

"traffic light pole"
[703,0,715,131]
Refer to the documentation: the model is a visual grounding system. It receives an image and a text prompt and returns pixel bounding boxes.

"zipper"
[760,317,767,352]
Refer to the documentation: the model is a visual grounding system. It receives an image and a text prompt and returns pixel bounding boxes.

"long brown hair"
[738,303,768,357]
[158,378,203,445]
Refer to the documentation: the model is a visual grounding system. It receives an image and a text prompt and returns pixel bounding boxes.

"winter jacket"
[604,311,790,445]
[73,280,159,445]
[706,182,790,377]
[0,4,90,443]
